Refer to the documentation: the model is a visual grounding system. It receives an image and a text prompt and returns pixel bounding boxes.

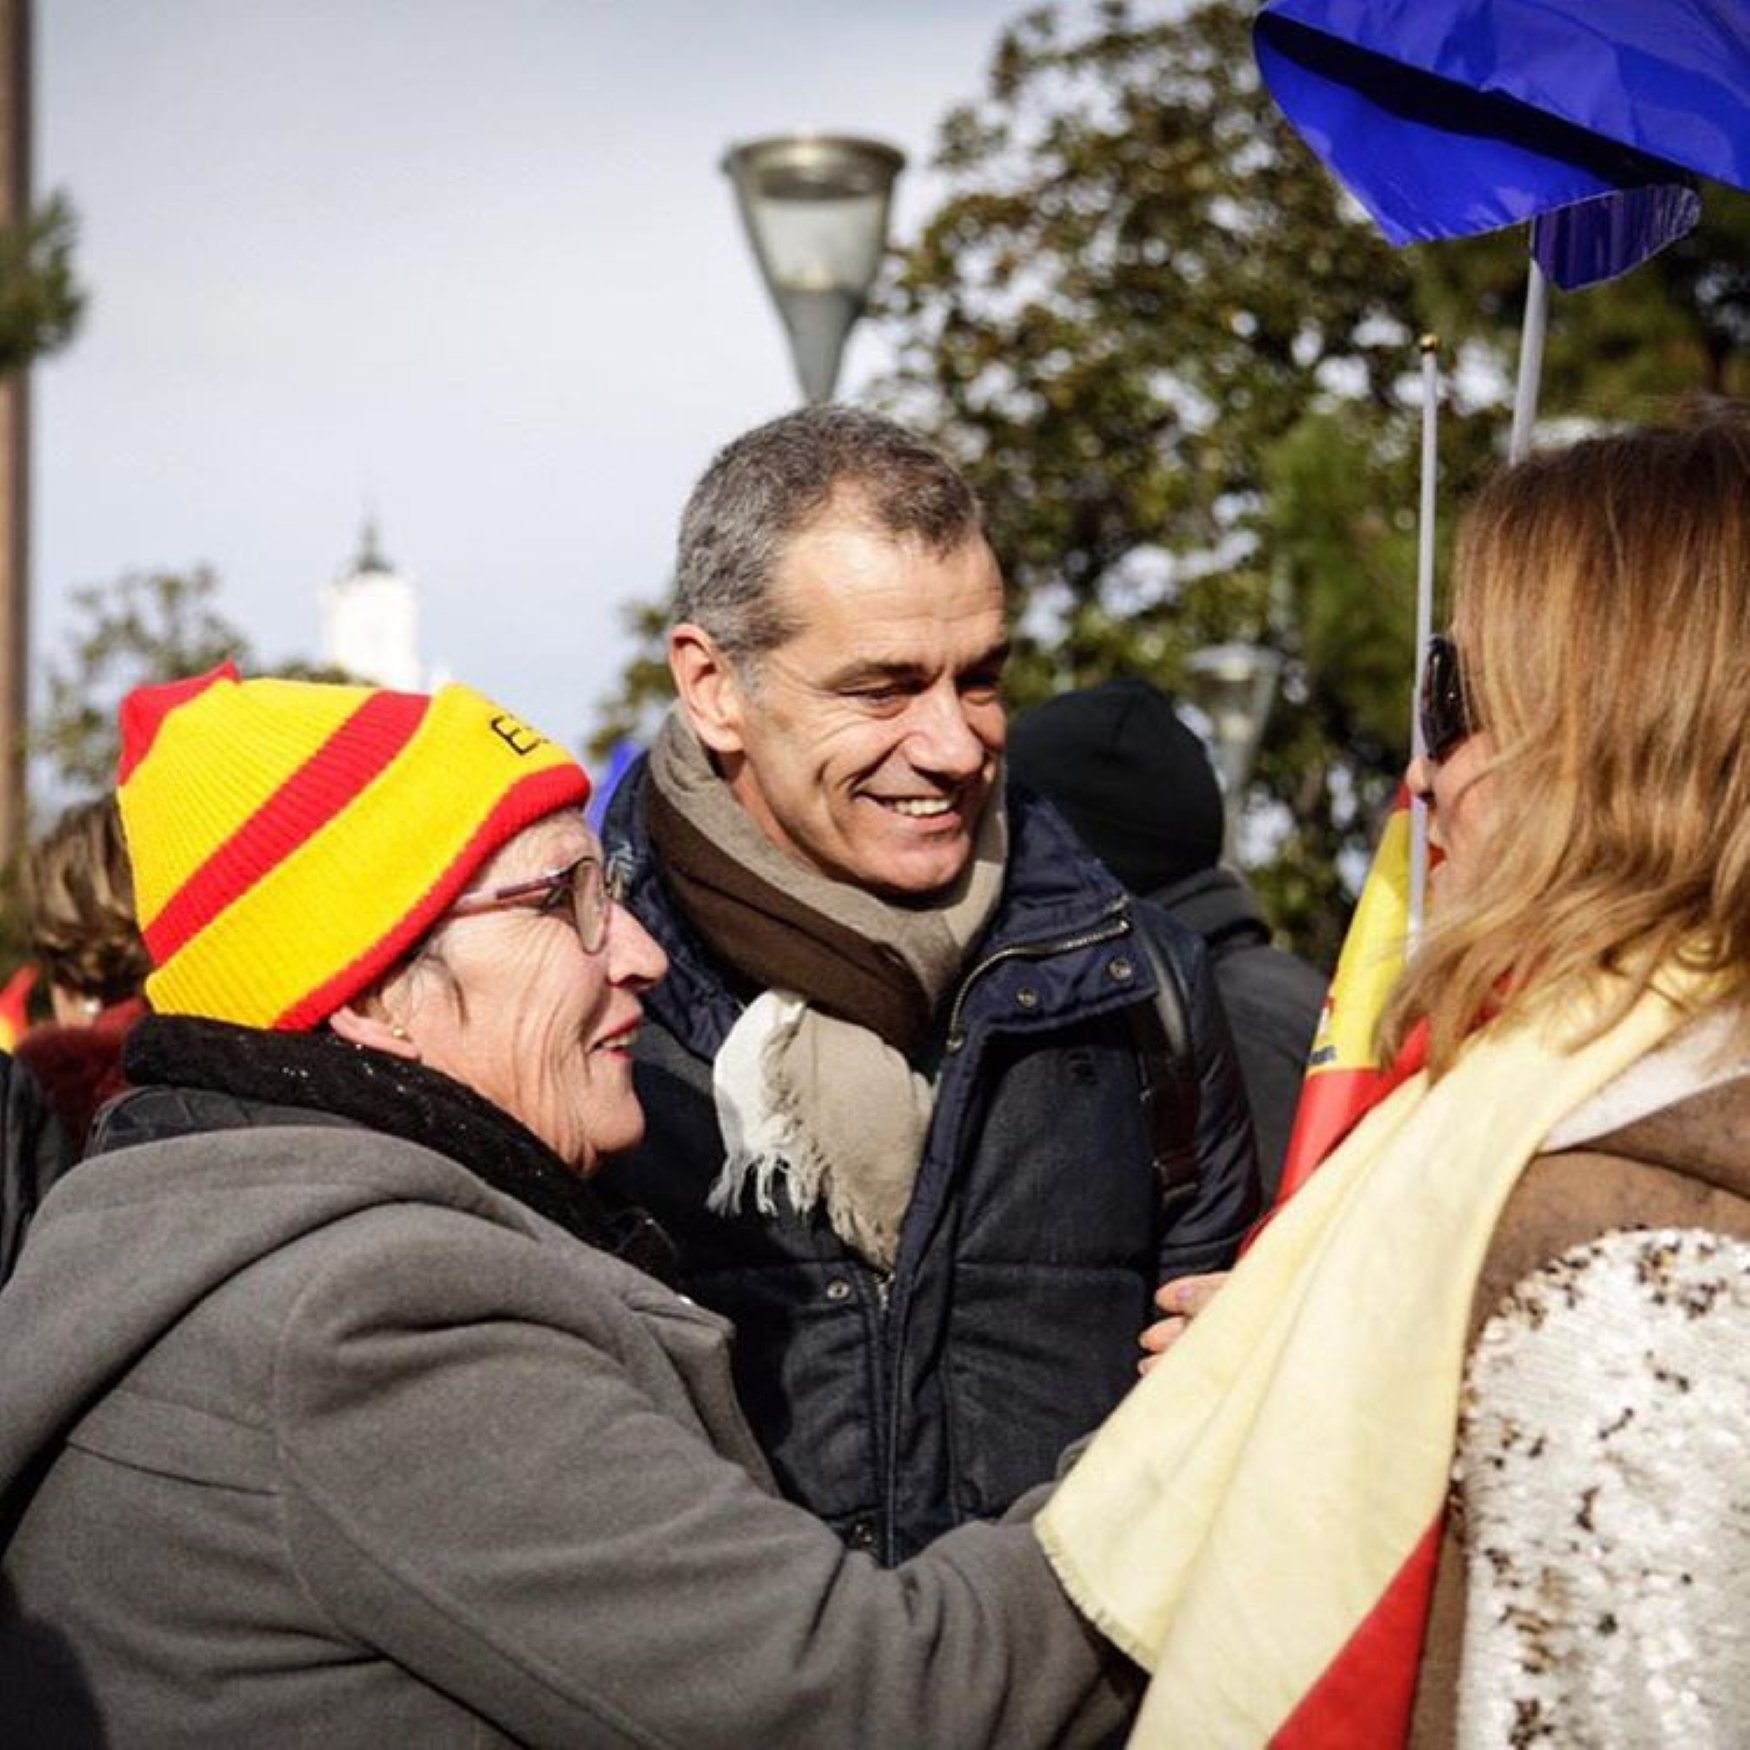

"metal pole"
[0,0,28,869]
[1508,251,1548,463]
[1409,335,1440,942]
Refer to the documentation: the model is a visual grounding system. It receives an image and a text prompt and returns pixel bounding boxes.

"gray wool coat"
[0,1125,1136,1748]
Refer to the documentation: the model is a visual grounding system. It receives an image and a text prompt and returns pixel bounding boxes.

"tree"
[0,192,83,373]
[866,0,1750,962]
[586,598,676,764]
[33,566,351,800]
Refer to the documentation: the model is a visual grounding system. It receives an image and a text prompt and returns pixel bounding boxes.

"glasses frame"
[448,852,626,955]
[1419,633,1474,764]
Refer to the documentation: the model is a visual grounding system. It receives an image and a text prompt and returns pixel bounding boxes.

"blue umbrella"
[1255,0,1750,287]
[1257,0,1750,442]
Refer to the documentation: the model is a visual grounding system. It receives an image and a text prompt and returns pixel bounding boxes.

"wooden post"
[0,0,29,868]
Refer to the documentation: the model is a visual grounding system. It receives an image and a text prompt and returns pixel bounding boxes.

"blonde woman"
[1040,405,1750,1747]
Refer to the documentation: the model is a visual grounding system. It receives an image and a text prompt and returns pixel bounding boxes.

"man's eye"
[536,882,572,916]
[960,673,1004,700]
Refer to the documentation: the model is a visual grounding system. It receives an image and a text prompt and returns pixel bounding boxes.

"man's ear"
[329,1002,420,1061]
[669,623,749,758]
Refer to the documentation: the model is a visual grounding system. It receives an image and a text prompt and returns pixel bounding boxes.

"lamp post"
[722,133,905,404]
[1186,642,1284,864]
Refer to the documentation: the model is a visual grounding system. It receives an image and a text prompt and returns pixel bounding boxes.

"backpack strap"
[1127,921,1202,1219]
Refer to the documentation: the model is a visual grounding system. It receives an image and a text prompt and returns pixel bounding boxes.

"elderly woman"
[0,666,1135,1746]
[1037,407,1750,1747]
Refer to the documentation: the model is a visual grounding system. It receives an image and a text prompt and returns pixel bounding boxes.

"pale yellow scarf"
[1037,972,1706,1747]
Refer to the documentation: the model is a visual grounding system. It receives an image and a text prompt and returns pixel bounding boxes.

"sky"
[34,0,1035,759]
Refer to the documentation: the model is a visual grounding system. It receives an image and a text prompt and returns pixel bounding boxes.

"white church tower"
[320,518,422,691]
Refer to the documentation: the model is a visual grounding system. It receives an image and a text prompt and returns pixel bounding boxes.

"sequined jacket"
[1411,1028,1750,1746]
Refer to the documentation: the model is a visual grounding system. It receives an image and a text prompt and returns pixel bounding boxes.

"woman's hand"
[1138,1271,1229,1375]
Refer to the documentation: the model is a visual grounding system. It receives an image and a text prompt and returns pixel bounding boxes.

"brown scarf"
[646,710,1005,1266]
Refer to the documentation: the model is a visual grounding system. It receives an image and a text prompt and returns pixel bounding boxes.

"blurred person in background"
[0,665,1138,1747]
[1008,676,1325,1195]
[16,795,152,1145]
[1,796,149,1283]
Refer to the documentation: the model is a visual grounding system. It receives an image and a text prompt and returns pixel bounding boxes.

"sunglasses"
[1419,634,1474,763]
[449,852,628,955]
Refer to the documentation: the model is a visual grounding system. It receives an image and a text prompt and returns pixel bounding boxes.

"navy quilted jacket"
[602,763,1259,1563]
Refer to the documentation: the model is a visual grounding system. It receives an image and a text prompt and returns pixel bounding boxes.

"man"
[1008,676,1327,1195]
[603,406,1258,1563]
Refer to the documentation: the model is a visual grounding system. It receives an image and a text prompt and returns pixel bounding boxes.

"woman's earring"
[390,1023,411,1042]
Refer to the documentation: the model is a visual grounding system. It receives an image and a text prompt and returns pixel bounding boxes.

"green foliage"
[0,192,84,375]
[36,567,253,796]
[1409,196,1750,411]
[32,567,355,800]
[586,597,676,764]
[863,0,1750,962]
[869,0,1456,960]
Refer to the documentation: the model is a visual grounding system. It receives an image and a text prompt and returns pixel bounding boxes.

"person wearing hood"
[0,665,1137,1747]
[1008,676,1326,1194]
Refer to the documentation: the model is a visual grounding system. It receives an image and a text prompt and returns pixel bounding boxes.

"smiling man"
[602,406,1259,1562]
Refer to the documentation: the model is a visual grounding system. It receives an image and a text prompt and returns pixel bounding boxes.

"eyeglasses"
[449,852,628,954]
[1419,633,1474,763]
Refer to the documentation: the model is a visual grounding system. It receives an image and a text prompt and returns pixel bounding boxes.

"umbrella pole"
[1509,250,1549,461]
[1409,336,1440,942]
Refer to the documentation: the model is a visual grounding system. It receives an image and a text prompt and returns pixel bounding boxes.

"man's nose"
[906,684,990,778]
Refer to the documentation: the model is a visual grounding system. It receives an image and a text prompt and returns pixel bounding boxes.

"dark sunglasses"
[1418,634,1474,763]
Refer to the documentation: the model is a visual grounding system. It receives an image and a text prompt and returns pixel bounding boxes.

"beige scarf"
[1036,970,1709,1746]
[647,709,1005,1268]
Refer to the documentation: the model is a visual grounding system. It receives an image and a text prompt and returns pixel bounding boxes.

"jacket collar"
[102,1015,674,1276]
[1572,1071,1750,1203]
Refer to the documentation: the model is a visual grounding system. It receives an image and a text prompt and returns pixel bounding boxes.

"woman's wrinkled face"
[1408,732,1498,904]
[398,812,667,1173]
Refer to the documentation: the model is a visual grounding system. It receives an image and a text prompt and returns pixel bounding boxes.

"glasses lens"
[1420,635,1471,762]
[570,857,610,953]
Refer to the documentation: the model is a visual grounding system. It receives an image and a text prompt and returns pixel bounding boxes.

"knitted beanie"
[1007,677,1224,893]
[116,664,591,1030]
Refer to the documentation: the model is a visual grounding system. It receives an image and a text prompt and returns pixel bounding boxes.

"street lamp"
[1186,642,1284,863]
[722,133,905,404]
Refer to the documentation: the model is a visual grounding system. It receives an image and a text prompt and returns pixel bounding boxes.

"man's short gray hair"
[673,405,985,662]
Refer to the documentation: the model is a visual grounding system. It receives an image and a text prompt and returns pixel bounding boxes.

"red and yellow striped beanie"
[116,663,591,1030]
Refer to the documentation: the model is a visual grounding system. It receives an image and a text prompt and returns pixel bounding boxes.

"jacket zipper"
[940,901,1133,1054]
[881,898,1135,1560]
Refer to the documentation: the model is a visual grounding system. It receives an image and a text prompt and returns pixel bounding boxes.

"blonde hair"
[1382,403,1750,1076]
[23,795,151,1006]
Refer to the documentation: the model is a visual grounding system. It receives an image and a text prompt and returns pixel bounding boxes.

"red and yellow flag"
[1276,786,1417,1204]
[0,963,37,1051]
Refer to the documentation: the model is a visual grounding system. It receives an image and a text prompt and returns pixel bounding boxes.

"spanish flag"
[1275,786,1417,1204]
[1037,970,1700,1747]
[0,964,36,1051]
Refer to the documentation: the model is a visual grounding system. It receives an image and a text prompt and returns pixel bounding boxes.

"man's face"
[690,506,1009,898]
